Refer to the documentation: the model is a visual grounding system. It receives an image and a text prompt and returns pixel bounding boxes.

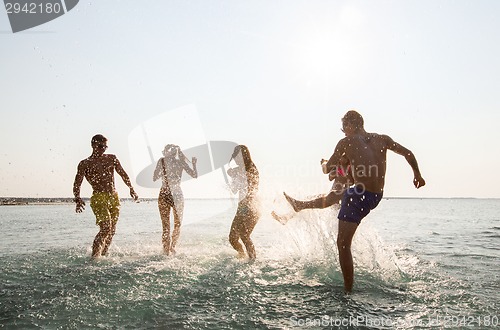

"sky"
[1,0,499,199]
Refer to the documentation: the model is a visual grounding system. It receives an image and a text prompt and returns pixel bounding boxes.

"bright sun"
[297,6,366,79]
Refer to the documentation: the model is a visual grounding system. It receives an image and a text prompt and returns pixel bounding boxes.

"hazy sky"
[1,0,499,199]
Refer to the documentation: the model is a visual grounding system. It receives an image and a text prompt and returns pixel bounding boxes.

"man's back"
[338,132,392,193]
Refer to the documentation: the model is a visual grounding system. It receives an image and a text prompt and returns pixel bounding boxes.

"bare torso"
[330,132,391,193]
[78,154,118,193]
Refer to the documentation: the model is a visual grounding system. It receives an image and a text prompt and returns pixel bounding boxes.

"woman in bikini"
[153,144,197,255]
[227,145,260,260]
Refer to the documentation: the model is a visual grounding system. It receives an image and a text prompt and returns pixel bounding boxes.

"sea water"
[1,198,499,329]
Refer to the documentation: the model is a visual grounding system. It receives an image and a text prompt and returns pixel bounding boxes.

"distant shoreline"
[0,197,236,206]
[0,197,155,206]
[1,196,497,206]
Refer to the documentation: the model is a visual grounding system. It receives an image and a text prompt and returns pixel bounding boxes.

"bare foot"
[237,251,246,259]
[283,192,300,212]
[271,211,290,225]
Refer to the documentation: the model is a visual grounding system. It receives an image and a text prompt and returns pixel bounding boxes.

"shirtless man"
[73,134,139,259]
[326,110,425,293]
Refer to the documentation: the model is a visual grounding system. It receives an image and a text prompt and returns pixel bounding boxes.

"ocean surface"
[1,198,499,329]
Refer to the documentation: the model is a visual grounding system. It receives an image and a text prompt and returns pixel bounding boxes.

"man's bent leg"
[92,221,112,258]
[101,219,117,256]
[285,190,343,212]
[307,190,342,209]
[101,206,119,256]
[337,220,359,293]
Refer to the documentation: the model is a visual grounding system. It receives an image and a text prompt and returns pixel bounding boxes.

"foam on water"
[1,199,499,328]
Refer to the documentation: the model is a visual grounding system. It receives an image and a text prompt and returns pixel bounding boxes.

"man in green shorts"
[73,134,138,259]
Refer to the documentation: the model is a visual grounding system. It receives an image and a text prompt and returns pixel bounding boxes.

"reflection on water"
[1,199,499,328]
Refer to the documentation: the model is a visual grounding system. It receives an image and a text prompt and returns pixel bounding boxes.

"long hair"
[231,145,259,191]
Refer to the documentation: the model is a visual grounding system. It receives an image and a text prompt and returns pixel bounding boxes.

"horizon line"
[1,196,499,202]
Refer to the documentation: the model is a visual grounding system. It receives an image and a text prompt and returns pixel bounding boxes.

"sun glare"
[339,5,364,29]
[297,6,366,79]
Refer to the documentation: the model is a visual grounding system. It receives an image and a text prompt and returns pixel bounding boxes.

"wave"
[2,202,498,329]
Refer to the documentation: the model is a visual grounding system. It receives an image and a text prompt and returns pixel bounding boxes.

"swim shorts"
[338,185,383,224]
[90,192,120,225]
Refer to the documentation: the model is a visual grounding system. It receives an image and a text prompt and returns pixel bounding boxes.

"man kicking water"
[73,134,139,259]
[327,110,424,293]
[272,156,353,224]
[276,110,425,293]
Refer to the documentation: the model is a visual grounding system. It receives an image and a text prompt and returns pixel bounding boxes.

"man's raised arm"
[385,135,426,189]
